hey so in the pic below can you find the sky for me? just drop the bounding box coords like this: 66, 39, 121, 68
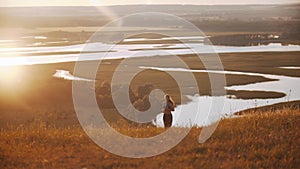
0, 0, 299, 7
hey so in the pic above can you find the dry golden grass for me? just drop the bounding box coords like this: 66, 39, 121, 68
0, 107, 299, 169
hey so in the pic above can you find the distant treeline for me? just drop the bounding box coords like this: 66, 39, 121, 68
1, 4, 299, 32
1, 15, 299, 35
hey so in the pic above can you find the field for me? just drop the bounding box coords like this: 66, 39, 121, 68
0, 106, 299, 169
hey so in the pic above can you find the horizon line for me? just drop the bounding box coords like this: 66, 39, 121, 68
0, 3, 299, 7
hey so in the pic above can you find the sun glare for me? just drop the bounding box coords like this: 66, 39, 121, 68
0, 65, 24, 89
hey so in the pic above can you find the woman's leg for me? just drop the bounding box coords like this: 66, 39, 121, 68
163, 114, 172, 128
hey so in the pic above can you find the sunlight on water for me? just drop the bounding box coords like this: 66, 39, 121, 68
53, 70, 95, 82
0, 57, 29, 67
0, 41, 300, 67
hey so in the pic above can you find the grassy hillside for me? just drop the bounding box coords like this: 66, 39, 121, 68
0, 107, 299, 169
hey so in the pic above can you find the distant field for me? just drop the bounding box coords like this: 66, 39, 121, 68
0, 51, 299, 128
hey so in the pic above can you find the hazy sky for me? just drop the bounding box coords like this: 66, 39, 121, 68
0, 0, 299, 7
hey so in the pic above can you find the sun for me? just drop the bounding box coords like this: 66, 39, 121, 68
0, 65, 24, 89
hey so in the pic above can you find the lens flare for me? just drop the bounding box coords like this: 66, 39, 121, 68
89, 0, 119, 22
